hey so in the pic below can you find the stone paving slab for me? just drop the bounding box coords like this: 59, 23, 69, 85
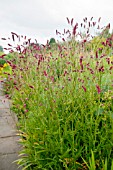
0, 109, 11, 117
0, 97, 10, 109
0, 83, 4, 96
0, 153, 21, 170
0, 116, 17, 137
0, 82, 22, 169
0, 136, 21, 154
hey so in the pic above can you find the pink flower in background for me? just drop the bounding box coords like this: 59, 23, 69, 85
50, 76, 54, 82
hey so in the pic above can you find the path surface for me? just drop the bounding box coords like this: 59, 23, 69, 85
0, 82, 21, 170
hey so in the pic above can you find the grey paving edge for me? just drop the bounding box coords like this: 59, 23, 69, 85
0, 82, 22, 170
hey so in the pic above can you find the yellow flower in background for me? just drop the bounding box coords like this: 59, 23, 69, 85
0, 67, 3, 71
0, 67, 3, 74
3, 63, 9, 68
110, 56, 113, 61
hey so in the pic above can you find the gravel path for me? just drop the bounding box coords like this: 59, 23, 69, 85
0, 82, 21, 170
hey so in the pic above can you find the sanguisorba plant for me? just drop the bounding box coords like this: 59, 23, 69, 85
1, 17, 113, 169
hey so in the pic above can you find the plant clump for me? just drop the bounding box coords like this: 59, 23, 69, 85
1, 17, 113, 170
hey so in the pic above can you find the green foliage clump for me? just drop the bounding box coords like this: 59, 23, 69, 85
86, 36, 112, 55
0, 45, 3, 52
3, 19, 113, 170
49, 38, 56, 45
0, 58, 6, 66
5, 45, 113, 170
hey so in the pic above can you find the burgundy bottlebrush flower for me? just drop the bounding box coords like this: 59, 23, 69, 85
84, 18, 87, 23
19, 55, 24, 59
100, 54, 105, 58
109, 66, 113, 70
24, 104, 26, 108
73, 23, 78, 36
98, 66, 104, 72
50, 76, 54, 82
22, 48, 27, 54
56, 30, 58, 35
87, 67, 94, 73
67, 62, 71, 65
79, 56, 84, 70
71, 18, 74, 26
80, 64, 84, 70
93, 22, 96, 26
0, 54, 6, 58
102, 42, 106, 46
68, 77, 71, 81
78, 78, 81, 82
66, 17, 70, 24
63, 70, 68, 76
62, 38, 65, 41
58, 44, 62, 51
14, 86, 19, 91
96, 61, 99, 69
8, 44, 12, 47
12, 64, 17, 69
3, 48, 8, 50
96, 51, 98, 58
96, 85, 101, 94
20, 68, 23, 71
16, 45, 21, 52
89, 22, 91, 27
106, 23, 110, 29
14, 80, 17, 85
66, 30, 70, 34
5, 94, 9, 98
9, 50, 14, 53
57, 30, 61, 35
28, 38, 31, 44
64, 29, 65, 34
7, 61, 11, 65
82, 85, 86, 92
106, 58, 110, 64
11, 32, 18, 38
98, 17, 101, 22
1, 38, 6, 40
29, 85, 34, 89
91, 17, 93, 21
43, 70, 48, 77
80, 56, 83, 63
97, 25, 100, 29
12, 34, 15, 41
83, 39, 87, 43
